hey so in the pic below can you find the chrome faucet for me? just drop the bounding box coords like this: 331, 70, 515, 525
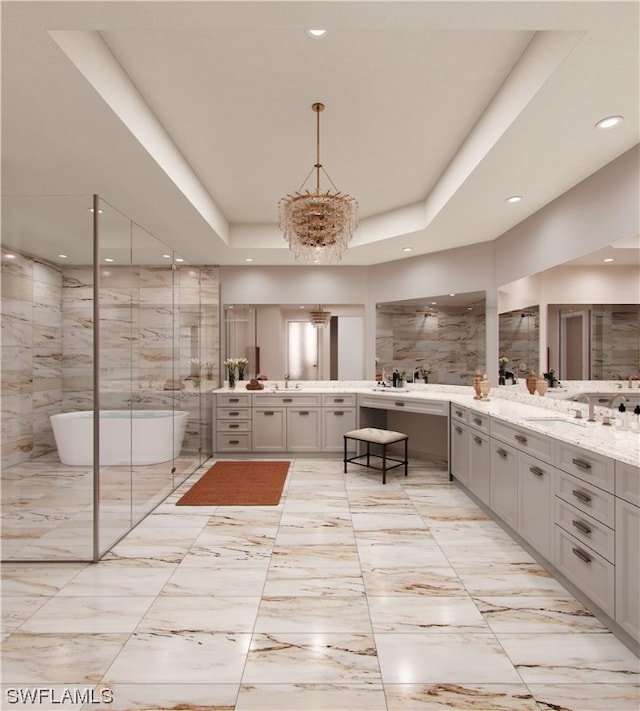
284, 374, 289, 389
572, 394, 595, 422
608, 394, 628, 408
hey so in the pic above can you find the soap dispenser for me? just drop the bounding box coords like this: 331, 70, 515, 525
633, 405, 640, 432
617, 402, 628, 430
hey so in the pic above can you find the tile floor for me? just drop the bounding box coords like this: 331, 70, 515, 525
1, 457, 639, 710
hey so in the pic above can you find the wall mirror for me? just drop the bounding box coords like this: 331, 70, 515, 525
223, 304, 365, 381
375, 291, 486, 384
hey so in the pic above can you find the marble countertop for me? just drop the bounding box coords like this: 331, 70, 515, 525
215, 380, 640, 467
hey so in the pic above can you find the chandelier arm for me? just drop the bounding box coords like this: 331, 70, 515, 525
295, 164, 317, 194
319, 165, 340, 193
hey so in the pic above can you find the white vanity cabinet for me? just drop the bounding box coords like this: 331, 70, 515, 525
252, 393, 322, 452
490, 440, 518, 530
517, 450, 555, 561
252, 406, 286, 451
322, 393, 356, 452
467, 416, 491, 505
215, 392, 252, 453
615, 462, 640, 641
450, 405, 470, 486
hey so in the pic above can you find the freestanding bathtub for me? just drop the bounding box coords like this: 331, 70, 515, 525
50, 410, 190, 466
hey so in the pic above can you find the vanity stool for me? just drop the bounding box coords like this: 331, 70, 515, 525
343, 427, 408, 484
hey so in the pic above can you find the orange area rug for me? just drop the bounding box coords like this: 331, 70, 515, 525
176, 460, 290, 506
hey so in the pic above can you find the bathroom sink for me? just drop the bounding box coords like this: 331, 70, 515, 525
523, 417, 586, 429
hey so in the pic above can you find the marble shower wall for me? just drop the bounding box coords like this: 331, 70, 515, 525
376, 304, 486, 384
592, 304, 640, 380
1, 249, 63, 468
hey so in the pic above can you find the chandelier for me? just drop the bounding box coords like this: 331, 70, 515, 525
279, 103, 358, 264
309, 305, 332, 327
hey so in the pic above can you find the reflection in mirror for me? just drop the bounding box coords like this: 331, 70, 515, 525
498, 306, 539, 379
376, 292, 485, 384
548, 304, 640, 380
224, 304, 365, 381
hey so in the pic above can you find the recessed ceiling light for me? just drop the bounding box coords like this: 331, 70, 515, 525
449, 293, 456, 297
162, 253, 171, 259
306, 28, 327, 38
244, 257, 254, 262
506, 195, 523, 204
175, 257, 185, 263
603, 257, 614, 263
402, 247, 413, 252
88, 207, 104, 214
4, 254, 16, 260
104, 257, 114, 263
57, 254, 68, 259
431, 301, 437, 305
596, 115, 623, 130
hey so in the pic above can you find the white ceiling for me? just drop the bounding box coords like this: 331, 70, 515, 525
2, 1, 638, 267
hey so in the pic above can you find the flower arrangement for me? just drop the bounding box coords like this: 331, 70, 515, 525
498, 356, 509, 374
417, 366, 433, 378
236, 357, 249, 380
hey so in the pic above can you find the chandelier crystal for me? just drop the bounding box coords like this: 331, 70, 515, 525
309, 305, 331, 327
279, 103, 358, 264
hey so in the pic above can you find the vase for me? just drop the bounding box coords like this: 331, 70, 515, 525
423, 376, 429, 384
238, 370, 245, 381
526, 371, 537, 395
536, 377, 547, 396
228, 371, 236, 390
472, 370, 483, 399
480, 375, 491, 400
498, 374, 506, 385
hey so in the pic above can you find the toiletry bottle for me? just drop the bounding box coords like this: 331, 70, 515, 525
633, 405, 640, 432
617, 403, 628, 430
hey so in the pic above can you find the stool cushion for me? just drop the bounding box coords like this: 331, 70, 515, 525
344, 427, 408, 445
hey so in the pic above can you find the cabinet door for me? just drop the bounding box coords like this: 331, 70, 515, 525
490, 441, 518, 530
615, 497, 640, 642
517, 452, 555, 562
323, 408, 357, 452
450, 422, 470, 485
468, 430, 490, 505
287, 408, 321, 452
252, 408, 286, 451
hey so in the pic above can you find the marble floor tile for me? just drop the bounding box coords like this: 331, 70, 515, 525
1, 632, 129, 683
55, 561, 177, 596
368, 595, 489, 633
0, 595, 49, 633
528, 683, 640, 711
18, 595, 156, 633
361, 566, 465, 596
163, 562, 270, 596
383, 682, 541, 710
497, 632, 640, 684
96, 683, 239, 711
374, 632, 523, 684
255, 595, 373, 633
242, 633, 381, 684
455, 563, 571, 596
270, 543, 361, 568
235, 683, 388, 710
103, 631, 252, 684
262, 566, 365, 597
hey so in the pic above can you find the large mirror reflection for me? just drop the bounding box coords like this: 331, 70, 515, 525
375, 292, 486, 384
224, 304, 365, 381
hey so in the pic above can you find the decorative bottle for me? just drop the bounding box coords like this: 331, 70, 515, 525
473, 370, 483, 399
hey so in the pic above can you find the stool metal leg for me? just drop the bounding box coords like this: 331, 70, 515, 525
404, 437, 408, 476
343, 436, 347, 473
382, 443, 387, 484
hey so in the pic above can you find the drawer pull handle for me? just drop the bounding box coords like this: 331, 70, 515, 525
572, 519, 592, 536
229, 424, 240, 429
497, 448, 508, 458
529, 465, 544, 477
597, 398, 609, 403
229, 411, 240, 416
395, 401, 405, 407
455, 410, 463, 417
474, 436, 483, 445
515, 434, 527, 444
473, 417, 482, 426
299, 411, 309, 416
283, 398, 293, 403
229, 440, 240, 445
572, 457, 592, 471
229, 398, 240, 403
334, 398, 344, 403
334, 411, 344, 416
572, 546, 592, 564
264, 411, 275, 416
455, 426, 463, 434
572, 489, 592, 504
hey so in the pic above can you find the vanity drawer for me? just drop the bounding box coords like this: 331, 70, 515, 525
556, 441, 614, 493
468, 410, 490, 433
218, 393, 251, 407
450, 404, 469, 424
556, 470, 615, 528
216, 432, 252, 452
321, 393, 356, 407
555, 497, 614, 563
254, 393, 321, 407
358, 393, 448, 416
616, 461, 640, 506
491, 420, 554, 463
217, 407, 251, 420
217, 420, 251, 433
555, 526, 615, 616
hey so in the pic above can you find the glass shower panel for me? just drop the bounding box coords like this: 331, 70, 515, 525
130, 223, 176, 520
96, 199, 135, 556
0, 194, 96, 561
